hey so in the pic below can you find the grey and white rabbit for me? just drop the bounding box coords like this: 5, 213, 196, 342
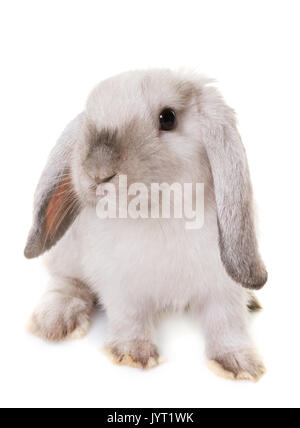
25, 69, 267, 381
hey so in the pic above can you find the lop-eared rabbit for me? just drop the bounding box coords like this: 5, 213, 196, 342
25, 70, 267, 381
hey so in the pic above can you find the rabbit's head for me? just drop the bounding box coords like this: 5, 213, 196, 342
71, 70, 209, 206
25, 69, 267, 290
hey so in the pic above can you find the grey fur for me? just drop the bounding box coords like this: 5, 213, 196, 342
83, 127, 120, 180
24, 114, 84, 258
198, 88, 268, 289
247, 293, 262, 312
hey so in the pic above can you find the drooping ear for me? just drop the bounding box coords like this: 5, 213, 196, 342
199, 87, 267, 289
24, 114, 84, 259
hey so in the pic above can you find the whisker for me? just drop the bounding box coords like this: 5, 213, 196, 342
40, 172, 73, 185
52, 197, 79, 235
42, 192, 79, 249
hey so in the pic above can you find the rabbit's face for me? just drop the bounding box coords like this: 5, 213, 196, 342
71, 70, 209, 205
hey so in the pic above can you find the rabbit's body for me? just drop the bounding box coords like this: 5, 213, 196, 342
46, 197, 238, 311
26, 69, 267, 380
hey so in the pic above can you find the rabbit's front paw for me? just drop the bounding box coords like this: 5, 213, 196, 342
27, 291, 91, 342
207, 349, 266, 382
106, 340, 160, 370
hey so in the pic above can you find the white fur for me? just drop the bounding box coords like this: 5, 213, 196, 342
27, 69, 265, 379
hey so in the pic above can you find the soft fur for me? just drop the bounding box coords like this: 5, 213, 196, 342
25, 69, 267, 381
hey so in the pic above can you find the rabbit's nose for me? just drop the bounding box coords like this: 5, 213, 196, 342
94, 173, 117, 185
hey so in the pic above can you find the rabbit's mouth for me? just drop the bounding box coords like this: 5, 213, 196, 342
89, 173, 117, 192
99, 173, 117, 184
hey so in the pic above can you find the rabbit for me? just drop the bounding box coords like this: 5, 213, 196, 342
25, 69, 267, 381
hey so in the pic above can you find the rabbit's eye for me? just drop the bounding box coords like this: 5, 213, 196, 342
159, 109, 176, 131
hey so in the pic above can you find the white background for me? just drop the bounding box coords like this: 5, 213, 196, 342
0, 0, 299, 408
